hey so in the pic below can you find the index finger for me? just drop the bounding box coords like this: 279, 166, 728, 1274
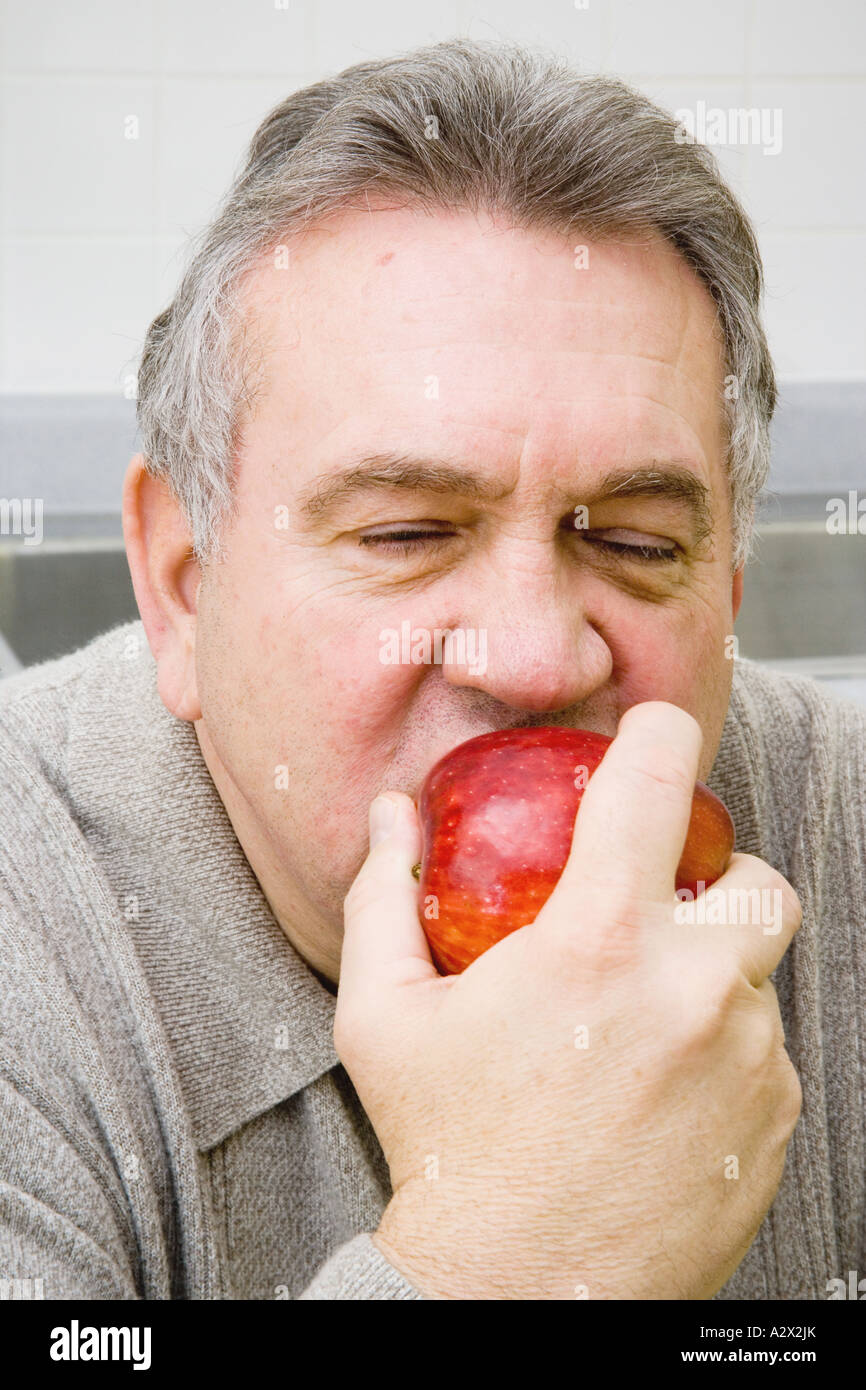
557, 701, 704, 908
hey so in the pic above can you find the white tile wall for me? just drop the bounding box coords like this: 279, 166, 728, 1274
0, 0, 864, 393
1, 237, 156, 391
753, 0, 866, 76
462, 0, 605, 64
746, 81, 866, 228
3, 0, 157, 73
2, 78, 156, 234
608, 0, 749, 77
311, 0, 462, 73
158, 0, 312, 76
760, 232, 866, 378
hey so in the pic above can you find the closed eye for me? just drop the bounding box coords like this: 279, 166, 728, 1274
578, 534, 679, 563
357, 527, 457, 558
357, 527, 679, 563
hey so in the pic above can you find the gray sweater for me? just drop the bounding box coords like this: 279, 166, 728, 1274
0, 619, 864, 1300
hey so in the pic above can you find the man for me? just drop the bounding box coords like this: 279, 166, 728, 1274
0, 39, 863, 1300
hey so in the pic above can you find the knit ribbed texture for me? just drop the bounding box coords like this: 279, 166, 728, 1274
0, 620, 863, 1299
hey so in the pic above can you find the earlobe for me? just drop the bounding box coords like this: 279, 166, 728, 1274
122, 452, 203, 722
731, 565, 744, 622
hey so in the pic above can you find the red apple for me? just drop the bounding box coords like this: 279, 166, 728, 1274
416, 726, 735, 975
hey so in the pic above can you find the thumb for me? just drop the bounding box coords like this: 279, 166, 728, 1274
339, 792, 439, 999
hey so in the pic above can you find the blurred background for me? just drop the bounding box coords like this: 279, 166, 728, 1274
0, 0, 864, 700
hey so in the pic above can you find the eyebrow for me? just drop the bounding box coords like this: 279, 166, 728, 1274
295, 451, 715, 542
297, 454, 509, 519
598, 464, 715, 543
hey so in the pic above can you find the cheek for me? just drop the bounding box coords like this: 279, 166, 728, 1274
196, 588, 417, 901
603, 593, 728, 702
212, 582, 424, 810
275, 602, 424, 745
601, 594, 733, 777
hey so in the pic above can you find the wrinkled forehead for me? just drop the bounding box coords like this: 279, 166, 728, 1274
230, 205, 731, 528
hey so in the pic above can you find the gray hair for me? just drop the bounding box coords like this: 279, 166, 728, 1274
136, 37, 776, 572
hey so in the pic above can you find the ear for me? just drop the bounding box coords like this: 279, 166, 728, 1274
731, 564, 744, 622
122, 452, 202, 721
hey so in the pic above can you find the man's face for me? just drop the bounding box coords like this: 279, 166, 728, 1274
190, 205, 741, 980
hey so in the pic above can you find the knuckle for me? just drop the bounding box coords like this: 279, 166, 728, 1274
669, 970, 736, 1052
776, 1055, 803, 1133
583, 882, 644, 932
778, 877, 803, 931
547, 884, 645, 971
740, 986, 792, 1067
749, 1001, 783, 1060
623, 751, 694, 808
674, 963, 776, 1052
702, 964, 745, 1029
733, 856, 803, 932
756, 1050, 802, 1148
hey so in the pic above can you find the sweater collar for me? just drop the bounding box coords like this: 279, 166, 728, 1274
67, 621, 340, 1152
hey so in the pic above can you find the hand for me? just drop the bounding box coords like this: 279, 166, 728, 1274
336, 701, 803, 1300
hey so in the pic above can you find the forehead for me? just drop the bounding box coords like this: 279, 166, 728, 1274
241, 202, 724, 354
235, 205, 729, 504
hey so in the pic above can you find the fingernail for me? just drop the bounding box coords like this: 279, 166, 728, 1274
370, 795, 397, 847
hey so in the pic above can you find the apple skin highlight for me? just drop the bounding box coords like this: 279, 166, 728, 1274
416, 726, 736, 975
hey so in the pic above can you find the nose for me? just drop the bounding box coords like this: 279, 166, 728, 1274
439, 552, 613, 714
